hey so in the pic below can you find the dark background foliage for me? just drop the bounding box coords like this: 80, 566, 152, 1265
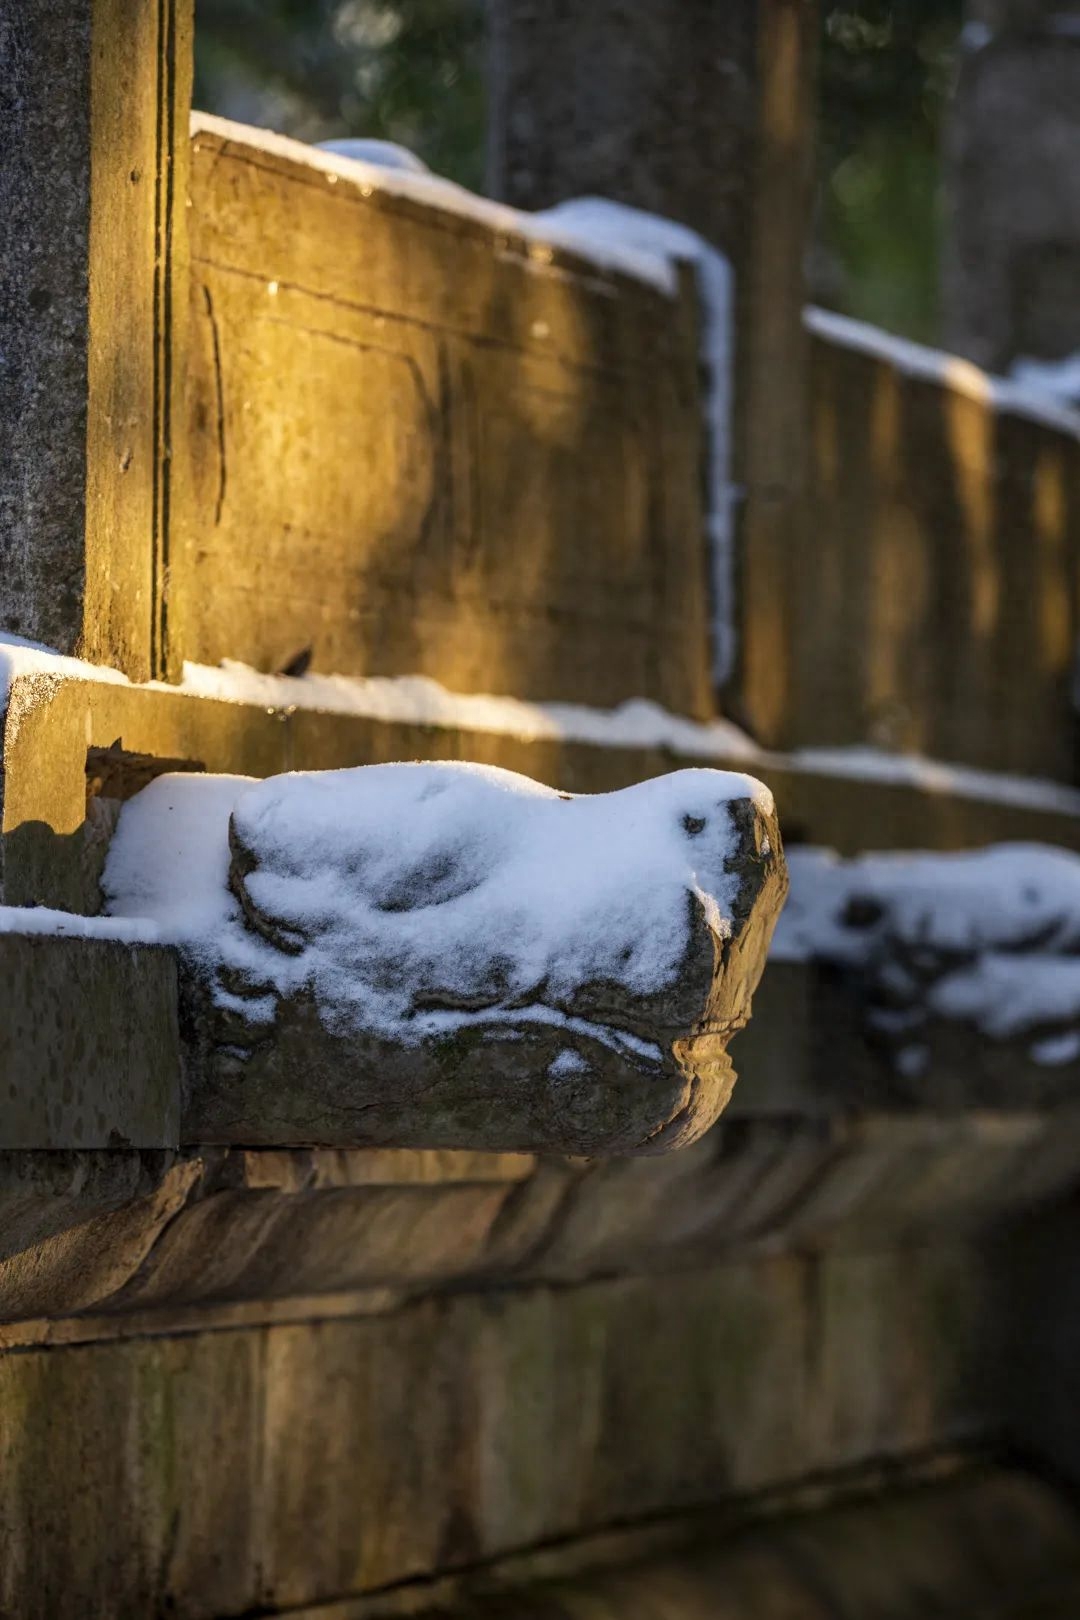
194, 0, 963, 342
817, 2, 962, 338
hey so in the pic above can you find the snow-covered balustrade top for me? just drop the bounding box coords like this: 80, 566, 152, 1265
800, 309, 1080, 786
105, 761, 786, 1155
775, 843, 1080, 1075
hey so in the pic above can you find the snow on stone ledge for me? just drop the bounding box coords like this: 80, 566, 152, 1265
316, 138, 432, 175
807, 306, 1080, 440
0, 905, 157, 945
192, 113, 677, 295
2, 632, 1080, 825
0, 633, 128, 745
177, 658, 1080, 821
1011, 352, 1080, 410
774, 843, 1080, 1070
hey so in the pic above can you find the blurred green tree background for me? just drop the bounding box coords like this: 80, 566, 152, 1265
194, 0, 486, 187
194, 0, 963, 342
817, 2, 962, 340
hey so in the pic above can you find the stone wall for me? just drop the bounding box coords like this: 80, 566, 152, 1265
412, 1469, 1080, 1620
0, 1234, 994, 1618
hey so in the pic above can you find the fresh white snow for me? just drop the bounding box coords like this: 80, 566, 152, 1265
548, 1048, 592, 1080
0, 905, 157, 945
1011, 352, 1080, 409
104, 761, 771, 1048
179, 659, 759, 758
177, 658, 1080, 820
780, 743, 1080, 815
807, 306, 1080, 439
774, 843, 1080, 1062
316, 138, 431, 174
774, 843, 1080, 963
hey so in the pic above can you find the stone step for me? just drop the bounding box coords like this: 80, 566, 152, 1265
400, 1467, 1080, 1620
1, 1101, 1077, 1327
0, 1250, 1000, 1618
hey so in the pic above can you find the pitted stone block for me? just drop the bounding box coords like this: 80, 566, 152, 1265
0, 932, 179, 1148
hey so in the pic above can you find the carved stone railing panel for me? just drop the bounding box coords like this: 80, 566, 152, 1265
175, 118, 710, 713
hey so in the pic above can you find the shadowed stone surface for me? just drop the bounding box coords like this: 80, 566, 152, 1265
397, 1469, 1080, 1620
0, 1247, 993, 1617
1, 1097, 1078, 1327
486, 0, 818, 743
0, 933, 179, 1148
791, 320, 1080, 782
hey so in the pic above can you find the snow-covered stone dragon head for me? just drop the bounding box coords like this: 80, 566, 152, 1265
106, 762, 787, 1155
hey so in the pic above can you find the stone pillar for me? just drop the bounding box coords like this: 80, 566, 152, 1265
944, 0, 1080, 372
0, 0, 193, 679
486, 0, 819, 743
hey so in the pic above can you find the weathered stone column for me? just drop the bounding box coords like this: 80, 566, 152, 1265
944, 0, 1080, 371
486, 0, 819, 744
0, 0, 192, 678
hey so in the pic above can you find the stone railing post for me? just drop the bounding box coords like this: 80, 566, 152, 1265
486, 0, 819, 744
944, 0, 1080, 371
0, 0, 193, 679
